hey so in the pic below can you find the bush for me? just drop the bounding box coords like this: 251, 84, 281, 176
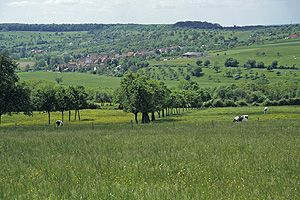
252, 102, 260, 106
263, 99, 279, 106
225, 58, 239, 68
203, 100, 213, 108
224, 100, 237, 107
213, 99, 225, 107
278, 98, 289, 106
87, 103, 101, 109
237, 100, 248, 107
288, 98, 300, 105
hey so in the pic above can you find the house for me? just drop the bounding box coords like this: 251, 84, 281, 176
287, 34, 300, 39
182, 52, 203, 58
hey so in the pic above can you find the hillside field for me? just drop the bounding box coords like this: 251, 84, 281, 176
17, 39, 300, 91
0, 106, 299, 199
150, 39, 300, 67
18, 71, 121, 91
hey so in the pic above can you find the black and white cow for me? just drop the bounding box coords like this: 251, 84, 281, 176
55, 120, 64, 127
263, 107, 269, 114
233, 115, 249, 122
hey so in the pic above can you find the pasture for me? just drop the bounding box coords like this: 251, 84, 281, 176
150, 39, 300, 67
0, 106, 299, 199
18, 71, 121, 91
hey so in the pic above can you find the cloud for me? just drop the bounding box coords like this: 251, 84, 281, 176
8, 0, 37, 6
7, 0, 93, 7
153, 0, 288, 9
44, 0, 93, 6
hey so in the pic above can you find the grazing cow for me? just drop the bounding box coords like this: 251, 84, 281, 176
263, 107, 269, 114
233, 115, 249, 122
55, 120, 64, 127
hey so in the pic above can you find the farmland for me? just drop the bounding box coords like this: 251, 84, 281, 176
0, 106, 300, 199
14, 37, 299, 91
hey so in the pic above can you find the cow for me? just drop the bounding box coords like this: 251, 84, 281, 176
233, 115, 248, 122
263, 107, 269, 114
55, 120, 64, 127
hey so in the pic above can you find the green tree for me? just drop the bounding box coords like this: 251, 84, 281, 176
68, 86, 88, 121
224, 58, 239, 68
32, 86, 57, 125
0, 54, 32, 124
191, 67, 203, 77
271, 60, 278, 69
204, 60, 211, 67
196, 60, 203, 66
55, 86, 69, 122
116, 72, 140, 124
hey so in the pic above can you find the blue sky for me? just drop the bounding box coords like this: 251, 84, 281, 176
0, 0, 299, 25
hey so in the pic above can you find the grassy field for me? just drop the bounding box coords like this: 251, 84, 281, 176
150, 39, 300, 67
18, 71, 121, 91
18, 66, 300, 91
0, 106, 299, 199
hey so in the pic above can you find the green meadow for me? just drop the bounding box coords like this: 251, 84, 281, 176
18, 71, 121, 91
0, 106, 299, 199
150, 39, 300, 67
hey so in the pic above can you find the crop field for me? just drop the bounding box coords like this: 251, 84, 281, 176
0, 106, 299, 199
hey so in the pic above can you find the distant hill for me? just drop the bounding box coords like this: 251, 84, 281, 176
174, 21, 222, 29
0, 22, 298, 32
0, 23, 109, 32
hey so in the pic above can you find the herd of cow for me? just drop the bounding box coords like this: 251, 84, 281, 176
55, 107, 270, 127
233, 107, 269, 123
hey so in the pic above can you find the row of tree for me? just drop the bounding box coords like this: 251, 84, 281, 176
31, 85, 89, 124
224, 58, 298, 70
0, 53, 90, 125
115, 72, 171, 124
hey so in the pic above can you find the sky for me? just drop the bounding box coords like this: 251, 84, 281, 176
0, 0, 299, 26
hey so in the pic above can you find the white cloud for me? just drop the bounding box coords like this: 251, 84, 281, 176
44, 0, 93, 5
8, 0, 37, 6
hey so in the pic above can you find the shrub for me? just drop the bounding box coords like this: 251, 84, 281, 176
237, 100, 248, 107
203, 100, 213, 108
252, 102, 260, 106
224, 100, 237, 107
213, 99, 225, 107
278, 98, 289, 106
288, 98, 300, 105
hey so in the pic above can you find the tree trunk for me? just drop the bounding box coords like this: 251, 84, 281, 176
75, 110, 77, 120
78, 110, 81, 121
157, 111, 161, 118
134, 112, 138, 124
68, 110, 71, 122
0, 114, 2, 125
48, 111, 51, 125
142, 112, 150, 124
162, 109, 165, 117
151, 111, 155, 122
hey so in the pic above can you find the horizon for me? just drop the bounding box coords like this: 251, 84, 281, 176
0, 21, 299, 27
0, 0, 299, 26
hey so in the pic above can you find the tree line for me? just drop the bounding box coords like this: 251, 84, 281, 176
0, 53, 90, 125
224, 57, 298, 70
0, 23, 108, 32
